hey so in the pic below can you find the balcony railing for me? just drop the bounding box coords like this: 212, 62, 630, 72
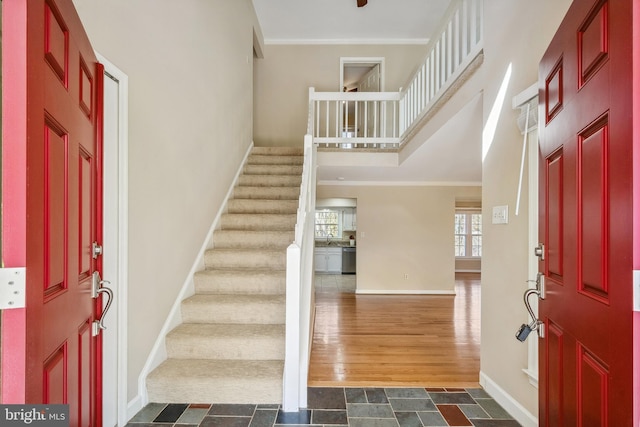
307, 0, 483, 150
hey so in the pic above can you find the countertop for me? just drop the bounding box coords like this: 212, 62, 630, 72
315, 241, 356, 248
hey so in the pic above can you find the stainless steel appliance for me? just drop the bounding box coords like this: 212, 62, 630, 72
341, 247, 356, 274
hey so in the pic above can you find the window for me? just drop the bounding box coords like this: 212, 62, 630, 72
455, 211, 482, 257
315, 210, 340, 239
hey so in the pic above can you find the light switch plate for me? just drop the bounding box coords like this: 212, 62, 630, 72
492, 205, 509, 224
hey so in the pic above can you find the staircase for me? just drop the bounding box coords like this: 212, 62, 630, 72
146, 146, 303, 404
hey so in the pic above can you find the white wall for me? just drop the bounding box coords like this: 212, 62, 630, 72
317, 185, 481, 293
72, 0, 261, 402
479, 0, 571, 420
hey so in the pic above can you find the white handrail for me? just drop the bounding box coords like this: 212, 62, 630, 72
306, 0, 483, 149
283, 134, 316, 412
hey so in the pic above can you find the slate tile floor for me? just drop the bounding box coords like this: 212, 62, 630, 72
127, 387, 521, 427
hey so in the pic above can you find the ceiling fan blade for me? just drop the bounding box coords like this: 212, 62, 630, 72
357, 0, 367, 7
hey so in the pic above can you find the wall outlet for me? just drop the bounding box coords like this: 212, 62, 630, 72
404, 273, 409, 280
492, 205, 509, 224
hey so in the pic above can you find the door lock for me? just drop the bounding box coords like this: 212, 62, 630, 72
534, 243, 545, 261
92, 242, 103, 259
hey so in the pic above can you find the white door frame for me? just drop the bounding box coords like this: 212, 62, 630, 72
97, 52, 129, 427
339, 57, 386, 91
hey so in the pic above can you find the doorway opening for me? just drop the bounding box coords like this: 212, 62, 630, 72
340, 57, 385, 92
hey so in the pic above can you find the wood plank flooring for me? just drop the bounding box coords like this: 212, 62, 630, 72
308, 273, 481, 387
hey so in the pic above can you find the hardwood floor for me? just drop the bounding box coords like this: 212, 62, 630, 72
308, 273, 481, 387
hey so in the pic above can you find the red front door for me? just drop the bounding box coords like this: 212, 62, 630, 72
2, 0, 104, 425
538, 0, 638, 425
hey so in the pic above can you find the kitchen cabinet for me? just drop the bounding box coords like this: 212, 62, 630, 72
342, 208, 357, 231
314, 247, 342, 273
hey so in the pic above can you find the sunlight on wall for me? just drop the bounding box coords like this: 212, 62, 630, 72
482, 63, 513, 162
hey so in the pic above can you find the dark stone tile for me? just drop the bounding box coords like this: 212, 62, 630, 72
249, 409, 278, 427
153, 403, 189, 422
125, 424, 173, 427
470, 420, 522, 427
176, 407, 209, 424
394, 411, 422, 427
437, 404, 473, 426
273, 425, 322, 427
307, 387, 346, 409
348, 419, 399, 427
209, 404, 256, 417
417, 411, 448, 427
467, 388, 491, 399
275, 409, 311, 424
345, 388, 367, 403
459, 404, 490, 419
347, 403, 395, 418
257, 404, 280, 410
475, 399, 514, 419
365, 388, 389, 403
128, 403, 167, 423
199, 417, 251, 427
429, 392, 476, 404
385, 388, 429, 399
311, 409, 347, 424
389, 399, 436, 412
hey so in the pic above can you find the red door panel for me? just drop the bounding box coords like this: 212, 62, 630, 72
2, 0, 104, 425
538, 0, 637, 425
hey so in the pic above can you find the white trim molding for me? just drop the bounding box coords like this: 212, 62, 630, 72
479, 371, 538, 427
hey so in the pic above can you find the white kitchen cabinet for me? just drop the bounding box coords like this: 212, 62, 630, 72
343, 208, 357, 231
314, 247, 342, 273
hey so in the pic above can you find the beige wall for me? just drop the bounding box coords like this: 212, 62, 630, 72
254, 44, 428, 147
72, 0, 261, 402
479, 0, 571, 416
317, 185, 481, 293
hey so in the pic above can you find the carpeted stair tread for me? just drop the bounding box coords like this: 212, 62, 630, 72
251, 146, 303, 156
147, 359, 283, 404
238, 174, 302, 187
212, 229, 294, 249
166, 323, 285, 360
226, 198, 299, 214
220, 213, 297, 231
247, 154, 303, 166
244, 164, 303, 176
233, 186, 300, 200
204, 248, 286, 269
194, 269, 285, 295
181, 294, 286, 324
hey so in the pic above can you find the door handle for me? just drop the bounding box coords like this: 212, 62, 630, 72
515, 274, 545, 342
91, 271, 114, 337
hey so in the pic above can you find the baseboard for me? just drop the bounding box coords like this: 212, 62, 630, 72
126, 395, 144, 424
356, 289, 456, 295
131, 142, 254, 417
455, 269, 481, 273
479, 371, 538, 427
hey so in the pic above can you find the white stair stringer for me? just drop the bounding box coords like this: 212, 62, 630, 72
146, 146, 303, 404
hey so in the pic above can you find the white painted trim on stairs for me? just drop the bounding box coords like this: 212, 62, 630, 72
131, 142, 255, 418
479, 371, 538, 427
356, 289, 456, 295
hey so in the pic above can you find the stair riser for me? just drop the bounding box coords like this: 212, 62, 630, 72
212, 231, 294, 250
226, 199, 298, 214
233, 186, 300, 200
238, 175, 301, 187
147, 378, 282, 404
220, 215, 296, 231
166, 335, 284, 360
194, 272, 285, 295
204, 251, 285, 270
244, 164, 303, 176
251, 147, 303, 156
181, 302, 285, 324
247, 155, 303, 166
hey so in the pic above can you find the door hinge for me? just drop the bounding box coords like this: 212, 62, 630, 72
634, 270, 640, 312
0, 267, 26, 309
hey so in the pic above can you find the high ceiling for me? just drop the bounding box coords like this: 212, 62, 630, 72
251, 0, 483, 185
252, 0, 452, 44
